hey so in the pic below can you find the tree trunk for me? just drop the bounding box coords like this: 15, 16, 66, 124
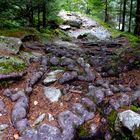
105, 0, 109, 23
119, 0, 122, 30
128, 0, 133, 32
42, 0, 47, 28
134, 0, 140, 36
121, 0, 127, 31
27, 0, 34, 27
37, 4, 40, 31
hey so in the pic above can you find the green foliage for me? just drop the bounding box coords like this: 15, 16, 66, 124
108, 110, 117, 124
130, 103, 140, 112
133, 125, 140, 140
78, 125, 89, 137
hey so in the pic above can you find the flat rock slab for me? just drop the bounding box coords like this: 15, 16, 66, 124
116, 110, 140, 131
20, 51, 42, 62
53, 39, 80, 50
44, 87, 62, 102
0, 36, 22, 54
59, 25, 71, 30
43, 70, 64, 85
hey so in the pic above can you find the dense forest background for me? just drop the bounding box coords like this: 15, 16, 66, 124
0, 0, 140, 36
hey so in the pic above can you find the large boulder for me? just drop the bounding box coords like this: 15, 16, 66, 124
0, 36, 22, 54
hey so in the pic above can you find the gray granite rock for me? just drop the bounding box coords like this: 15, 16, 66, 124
43, 70, 64, 85
72, 103, 94, 121
61, 57, 75, 66
109, 99, 120, 110
118, 94, 131, 107
19, 128, 38, 140
37, 124, 62, 140
16, 119, 29, 134
90, 123, 97, 136
81, 97, 96, 112
94, 89, 105, 103
12, 106, 27, 125
0, 99, 5, 112
58, 110, 84, 129
0, 36, 22, 54
104, 89, 114, 96
44, 87, 62, 102
50, 56, 60, 66
116, 110, 140, 131
59, 71, 78, 84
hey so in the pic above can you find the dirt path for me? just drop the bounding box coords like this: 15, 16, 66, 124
0, 11, 140, 140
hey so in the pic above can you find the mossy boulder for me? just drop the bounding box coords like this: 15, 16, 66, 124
0, 36, 22, 54
0, 55, 26, 74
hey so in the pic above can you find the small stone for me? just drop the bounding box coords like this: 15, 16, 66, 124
0, 99, 5, 112
37, 124, 62, 140
109, 99, 120, 110
14, 134, 19, 140
43, 70, 64, 85
34, 101, 38, 106
48, 113, 54, 122
72, 103, 95, 121
33, 113, 46, 126
58, 110, 84, 129
60, 102, 63, 107
50, 56, 59, 66
110, 85, 120, 93
104, 89, 114, 96
59, 71, 78, 84
0, 124, 9, 131
94, 89, 105, 103
44, 87, 62, 102
90, 123, 97, 135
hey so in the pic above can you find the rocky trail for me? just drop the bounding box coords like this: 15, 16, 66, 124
0, 11, 140, 140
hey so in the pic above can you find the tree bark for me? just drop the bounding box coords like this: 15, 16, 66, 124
42, 0, 47, 28
128, 0, 133, 32
134, 0, 140, 36
105, 0, 109, 23
37, 4, 41, 31
121, 0, 127, 31
119, 0, 122, 30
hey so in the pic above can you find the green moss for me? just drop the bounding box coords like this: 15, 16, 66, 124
51, 66, 65, 71
108, 110, 117, 124
133, 125, 140, 140
54, 29, 71, 41
0, 56, 26, 74
130, 103, 140, 112
78, 125, 89, 137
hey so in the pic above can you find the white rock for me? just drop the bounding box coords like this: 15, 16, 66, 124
116, 110, 140, 131
33, 113, 46, 126
44, 87, 62, 102
59, 25, 71, 30
43, 70, 64, 85
0, 124, 9, 131
48, 113, 54, 122
34, 101, 38, 106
